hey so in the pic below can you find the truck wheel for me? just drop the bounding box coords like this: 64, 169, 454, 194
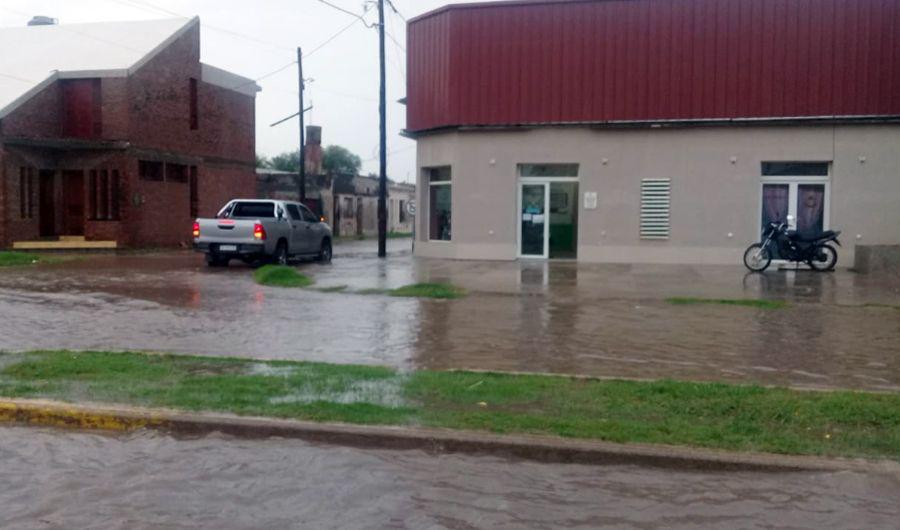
317, 239, 332, 263
272, 241, 288, 265
206, 255, 229, 267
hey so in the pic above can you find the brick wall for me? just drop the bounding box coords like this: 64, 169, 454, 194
0, 82, 62, 138
0, 20, 257, 249
199, 162, 257, 218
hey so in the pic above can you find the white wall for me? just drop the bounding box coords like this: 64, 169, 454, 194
414, 124, 900, 265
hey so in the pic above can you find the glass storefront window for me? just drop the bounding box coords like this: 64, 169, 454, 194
425, 167, 451, 241
518, 164, 579, 178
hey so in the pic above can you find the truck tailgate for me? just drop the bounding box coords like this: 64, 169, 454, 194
196, 218, 258, 245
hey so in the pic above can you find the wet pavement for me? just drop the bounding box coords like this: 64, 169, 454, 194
1, 426, 898, 529
0, 239, 899, 391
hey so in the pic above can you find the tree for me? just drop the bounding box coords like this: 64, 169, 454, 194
255, 153, 271, 168
263, 145, 363, 175
268, 150, 300, 172
322, 145, 362, 175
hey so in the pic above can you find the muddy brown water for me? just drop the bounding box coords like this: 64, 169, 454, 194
0, 241, 898, 391
1, 426, 898, 529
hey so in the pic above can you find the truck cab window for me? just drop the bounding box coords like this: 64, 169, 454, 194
300, 205, 318, 223
286, 204, 302, 221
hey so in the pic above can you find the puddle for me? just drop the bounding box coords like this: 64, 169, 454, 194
0, 245, 898, 392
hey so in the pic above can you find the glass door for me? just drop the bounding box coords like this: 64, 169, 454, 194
760, 180, 829, 260
520, 183, 548, 257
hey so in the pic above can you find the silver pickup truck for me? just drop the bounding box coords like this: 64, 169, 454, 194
193, 199, 332, 267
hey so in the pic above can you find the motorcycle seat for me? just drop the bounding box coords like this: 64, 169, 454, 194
788, 230, 837, 242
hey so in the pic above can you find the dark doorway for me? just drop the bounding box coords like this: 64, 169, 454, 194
62, 170, 85, 236
39, 170, 56, 237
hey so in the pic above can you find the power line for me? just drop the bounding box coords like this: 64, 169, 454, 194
105, 0, 296, 54
385, 0, 407, 21
0, 72, 37, 84
363, 144, 414, 163
230, 60, 296, 90
316, 0, 376, 28
303, 17, 365, 59
231, 12, 371, 90
0, 5, 148, 55
384, 29, 405, 53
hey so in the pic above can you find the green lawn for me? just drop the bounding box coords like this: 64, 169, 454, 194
0, 251, 42, 267
666, 297, 788, 309
1, 350, 897, 460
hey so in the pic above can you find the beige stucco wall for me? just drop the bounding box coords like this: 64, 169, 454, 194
413, 124, 900, 265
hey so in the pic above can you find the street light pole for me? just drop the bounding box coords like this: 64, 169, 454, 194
377, 0, 387, 258
298, 46, 307, 203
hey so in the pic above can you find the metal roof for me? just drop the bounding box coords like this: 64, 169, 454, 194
0, 17, 259, 119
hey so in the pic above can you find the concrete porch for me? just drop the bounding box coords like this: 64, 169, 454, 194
12, 235, 117, 250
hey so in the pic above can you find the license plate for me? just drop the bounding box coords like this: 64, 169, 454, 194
218, 244, 237, 252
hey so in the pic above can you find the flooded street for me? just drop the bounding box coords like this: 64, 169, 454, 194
1, 426, 898, 529
0, 240, 898, 391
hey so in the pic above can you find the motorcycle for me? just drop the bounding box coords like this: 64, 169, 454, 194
743, 215, 841, 272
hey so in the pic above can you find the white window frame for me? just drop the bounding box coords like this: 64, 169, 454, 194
426, 167, 452, 242
758, 174, 831, 266
517, 175, 579, 259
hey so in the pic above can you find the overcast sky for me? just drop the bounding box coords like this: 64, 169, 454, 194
0, 0, 484, 183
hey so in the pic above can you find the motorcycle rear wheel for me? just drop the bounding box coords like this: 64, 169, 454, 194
809, 244, 838, 271
743, 243, 772, 272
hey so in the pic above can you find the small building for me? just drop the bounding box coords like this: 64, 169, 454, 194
257, 125, 415, 239
0, 17, 259, 249
405, 0, 900, 269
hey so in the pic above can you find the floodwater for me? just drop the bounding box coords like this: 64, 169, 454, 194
0, 240, 899, 391
1, 426, 898, 529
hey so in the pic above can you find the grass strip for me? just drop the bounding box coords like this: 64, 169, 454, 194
666, 297, 788, 309
1, 350, 897, 460
0, 251, 42, 267
253, 265, 313, 288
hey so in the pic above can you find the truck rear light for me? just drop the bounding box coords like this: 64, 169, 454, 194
192, 222, 200, 238
253, 223, 266, 240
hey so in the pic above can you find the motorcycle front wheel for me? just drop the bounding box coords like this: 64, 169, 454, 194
743, 243, 772, 272
809, 244, 838, 271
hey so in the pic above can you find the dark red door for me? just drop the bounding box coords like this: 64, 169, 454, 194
62, 170, 85, 236
39, 170, 56, 237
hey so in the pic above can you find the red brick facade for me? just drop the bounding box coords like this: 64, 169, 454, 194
0, 20, 257, 248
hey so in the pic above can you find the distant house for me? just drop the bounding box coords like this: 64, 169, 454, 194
257, 125, 415, 238
0, 17, 259, 249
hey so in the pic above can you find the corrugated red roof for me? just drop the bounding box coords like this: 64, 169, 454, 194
406, 0, 900, 133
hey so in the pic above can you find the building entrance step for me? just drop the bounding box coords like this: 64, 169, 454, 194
12, 239, 117, 250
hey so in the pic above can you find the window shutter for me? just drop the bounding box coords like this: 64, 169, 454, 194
640, 178, 671, 239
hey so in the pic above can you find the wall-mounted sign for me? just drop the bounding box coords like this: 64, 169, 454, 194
583, 192, 598, 210
405, 200, 416, 216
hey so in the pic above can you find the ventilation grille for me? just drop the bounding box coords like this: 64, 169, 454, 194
640, 178, 671, 239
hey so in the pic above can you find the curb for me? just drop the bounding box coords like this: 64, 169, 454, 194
1, 398, 897, 474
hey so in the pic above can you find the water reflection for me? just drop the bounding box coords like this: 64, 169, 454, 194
0, 247, 897, 391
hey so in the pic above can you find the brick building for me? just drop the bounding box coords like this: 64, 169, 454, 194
0, 17, 259, 249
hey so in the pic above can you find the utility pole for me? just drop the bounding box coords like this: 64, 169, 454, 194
377, 0, 387, 258
298, 47, 307, 203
